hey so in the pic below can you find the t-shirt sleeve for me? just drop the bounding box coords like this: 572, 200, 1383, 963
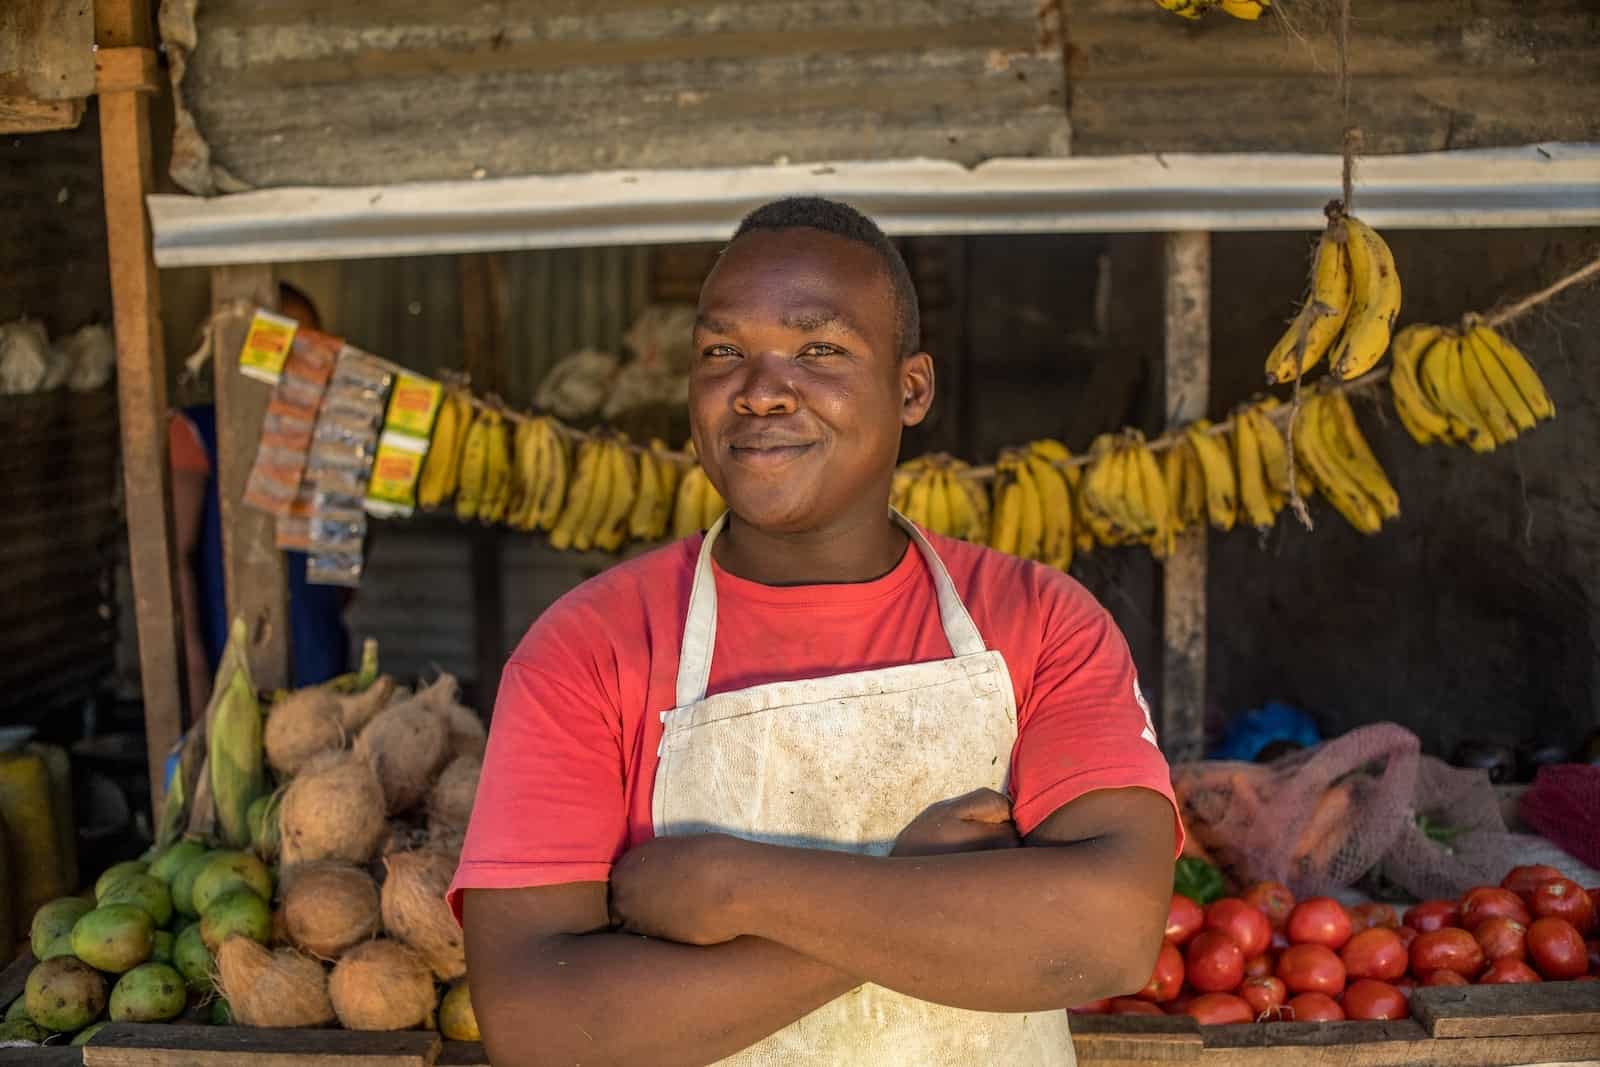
447, 611, 628, 922
168, 412, 211, 476
1008, 577, 1184, 854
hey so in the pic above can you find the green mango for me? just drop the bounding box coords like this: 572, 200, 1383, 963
199, 888, 272, 953
152, 929, 175, 964
24, 957, 106, 1033
94, 860, 149, 901
148, 839, 208, 885
109, 963, 187, 1023
171, 849, 216, 918
191, 851, 272, 916
98, 873, 173, 928
173, 922, 214, 994
70, 903, 155, 974
29, 897, 92, 961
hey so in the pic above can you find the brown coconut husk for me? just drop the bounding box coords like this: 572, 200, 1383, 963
279, 750, 387, 865
215, 937, 335, 1028
354, 696, 450, 816
328, 938, 435, 1031
380, 848, 465, 981
264, 689, 344, 779
428, 754, 481, 830
280, 862, 381, 961
379, 820, 429, 859
335, 675, 396, 735
441, 703, 487, 762
424, 823, 465, 860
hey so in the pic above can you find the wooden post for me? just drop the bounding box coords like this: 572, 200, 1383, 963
210, 266, 291, 692
97, 0, 188, 814
1160, 231, 1210, 764
459, 254, 509, 705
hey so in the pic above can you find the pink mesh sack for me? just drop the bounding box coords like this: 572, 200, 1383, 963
1377, 756, 1518, 900
1172, 723, 1421, 897
1519, 764, 1600, 871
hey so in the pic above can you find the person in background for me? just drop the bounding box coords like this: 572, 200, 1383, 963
169, 283, 350, 709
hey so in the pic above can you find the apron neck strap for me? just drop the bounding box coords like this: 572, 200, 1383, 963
675, 510, 988, 708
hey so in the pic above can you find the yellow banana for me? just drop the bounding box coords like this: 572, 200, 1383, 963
647, 441, 681, 539
891, 466, 916, 515
627, 445, 664, 541
1266, 223, 1351, 384
930, 467, 956, 534
906, 467, 935, 528
1218, 0, 1266, 18
1245, 406, 1290, 504
534, 420, 571, 531
1232, 407, 1276, 530
1463, 328, 1534, 433
593, 440, 639, 552
1417, 333, 1478, 448
570, 439, 617, 550
700, 475, 727, 530
1153, 0, 1214, 19
943, 469, 977, 542
671, 464, 709, 540
1132, 443, 1173, 558
1457, 333, 1520, 446
549, 438, 604, 550
1320, 391, 1400, 519
454, 409, 491, 522
1113, 442, 1154, 543
1329, 216, 1403, 380
479, 413, 513, 524
1162, 443, 1188, 533
1024, 452, 1073, 569
1292, 395, 1381, 533
959, 473, 991, 544
1443, 334, 1497, 453
503, 418, 536, 528
1471, 324, 1553, 421
989, 465, 1023, 555
1008, 452, 1045, 560
417, 388, 462, 510
1388, 324, 1451, 445
1184, 423, 1238, 532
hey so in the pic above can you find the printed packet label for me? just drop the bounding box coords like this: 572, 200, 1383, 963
237, 309, 301, 384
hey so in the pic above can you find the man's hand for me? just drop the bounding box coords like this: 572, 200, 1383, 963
890, 788, 1021, 858
609, 833, 751, 945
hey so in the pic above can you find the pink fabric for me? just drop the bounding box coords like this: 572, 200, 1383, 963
449, 529, 1181, 920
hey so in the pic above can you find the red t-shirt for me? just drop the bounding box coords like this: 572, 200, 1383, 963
448, 530, 1181, 920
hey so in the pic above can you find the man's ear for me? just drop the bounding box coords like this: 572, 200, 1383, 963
900, 352, 935, 428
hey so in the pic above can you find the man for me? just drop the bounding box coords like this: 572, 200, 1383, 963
451, 198, 1180, 1065
169, 283, 350, 708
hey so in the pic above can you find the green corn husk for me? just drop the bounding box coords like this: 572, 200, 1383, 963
327, 638, 381, 694
208, 618, 265, 850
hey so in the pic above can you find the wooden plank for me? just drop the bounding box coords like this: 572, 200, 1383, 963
1189, 1018, 1600, 1067
94, 46, 160, 95
1159, 231, 1209, 765
1070, 1013, 1203, 1062
434, 1044, 489, 1067
82, 1024, 441, 1067
0, 92, 82, 132
210, 265, 290, 692
1411, 982, 1600, 1039
0, 0, 96, 101
0, 1048, 80, 1066
96, 0, 188, 816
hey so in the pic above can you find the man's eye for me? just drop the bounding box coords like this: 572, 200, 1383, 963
702, 345, 738, 359
800, 344, 840, 358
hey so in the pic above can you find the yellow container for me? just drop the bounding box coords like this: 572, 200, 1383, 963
26, 743, 77, 894
0, 751, 66, 941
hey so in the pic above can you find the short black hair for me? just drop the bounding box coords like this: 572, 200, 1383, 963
730, 197, 920, 358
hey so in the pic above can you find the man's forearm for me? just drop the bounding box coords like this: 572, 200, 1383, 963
476, 930, 855, 1067
727, 840, 1159, 1012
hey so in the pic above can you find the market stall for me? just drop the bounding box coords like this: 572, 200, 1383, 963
4, 0, 1597, 1061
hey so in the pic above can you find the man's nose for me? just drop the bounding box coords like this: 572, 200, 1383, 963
734, 354, 797, 416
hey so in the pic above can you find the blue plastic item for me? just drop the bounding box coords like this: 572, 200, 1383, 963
1210, 701, 1321, 762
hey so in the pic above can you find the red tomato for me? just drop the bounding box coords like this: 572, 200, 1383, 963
1343, 979, 1410, 1021
1421, 969, 1469, 987
1286, 897, 1353, 949
1527, 917, 1588, 980
1276, 943, 1346, 996
1478, 959, 1541, 985
1239, 976, 1286, 1018
1460, 887, 1531, 930
1410, 928, 1485, 978
1472, 917, 1528, 963
1530, 878, 1597, 935
1284, 992, 1344, 1022
1166, 893, 1206, 946
1138, 941, 1185, 1003
1183, 993, 1255, 1025
1349, 902, 1400, 931
1243, 882, 1296, 931
1340, 927, 1408, 981
1206, 898, 1273, 960
1502, 864, 1564, 904
1395, 925, 1418, 951
1243, 952, 1277, 980
1185, 931, 1246, 993
1403, 900, 1460, 933
1110, 997, 1166, 1015
1069, 998, 1113, 1014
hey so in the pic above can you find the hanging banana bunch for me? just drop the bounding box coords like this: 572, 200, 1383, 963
417, 387, 474, 510
1289, 387, 1400, 535
1265, 211, 1401, 385
1392, 320, 1555, 452
893, 455, 993, 546
1074, 432, 1171, 555
1152, 0, 1270, 20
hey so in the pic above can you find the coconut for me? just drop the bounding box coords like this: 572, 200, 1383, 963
215, 937, 335, 1029
380, 849, 464, 981
328, 939, 435, 1031
354, 697, 450, 816
428, 755, 480, 830
441, 703, 487, 762
379, 821, 428, 860
334, 676, 396, 735
279, 751, 387, 866
280, 863, 380, 961
264, 689, 344, 779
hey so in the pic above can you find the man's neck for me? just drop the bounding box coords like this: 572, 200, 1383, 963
713, 506, 908, 587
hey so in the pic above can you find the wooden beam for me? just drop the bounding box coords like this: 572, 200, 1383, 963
97, 0, 188, 816
211, 266, 290, 692
94, 46, 160, 95
82, 1024, 440, 1066
1410, 981, 1600, 1039
1160, 230, 1210, 765
0, 93, 83, 133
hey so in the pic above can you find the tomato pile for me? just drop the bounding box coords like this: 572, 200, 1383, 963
1073, 865, 1600, 1024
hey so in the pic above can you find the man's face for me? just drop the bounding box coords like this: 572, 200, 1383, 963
689, 228, 932, 536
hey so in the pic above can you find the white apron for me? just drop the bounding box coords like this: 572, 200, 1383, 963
652, 513, 1076, 1066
